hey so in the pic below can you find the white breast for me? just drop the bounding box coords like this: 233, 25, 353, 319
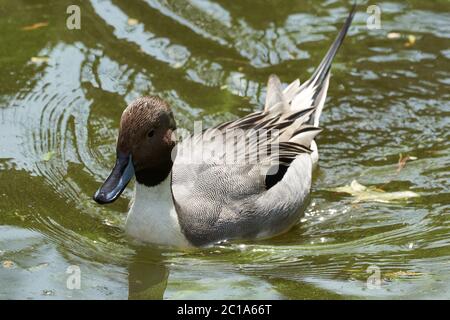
125, 175, 191, 248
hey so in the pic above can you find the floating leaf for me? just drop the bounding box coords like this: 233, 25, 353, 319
22, 22, 48, 31
2, 260, 14, 269
31, 56, 50, 64
127, 18, 139, 26
386, 32, 416, 47
172, 61, 184, 69
387, 32, 401, 39
405, 35, 416, 47
42, 151, 55, 161
331, 180, 419, 203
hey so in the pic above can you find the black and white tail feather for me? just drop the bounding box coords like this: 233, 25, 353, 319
264, 4, 356, 144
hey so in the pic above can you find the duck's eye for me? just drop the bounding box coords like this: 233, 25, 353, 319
147, 129, 155, 138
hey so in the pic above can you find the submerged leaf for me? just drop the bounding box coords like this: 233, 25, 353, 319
27, 263, 49, 272
384, 270, 423, 280
397, 154, 418, 173
42, 151, 55, 161
332, 180, 419, 203
405, 35, 416, 47
22, 22, 48, 31
397, 153, 410, 173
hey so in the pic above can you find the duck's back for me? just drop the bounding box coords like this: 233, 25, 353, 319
171, 121, 313, 247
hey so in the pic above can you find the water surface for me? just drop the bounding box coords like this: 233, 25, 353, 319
0, 0, 449, 299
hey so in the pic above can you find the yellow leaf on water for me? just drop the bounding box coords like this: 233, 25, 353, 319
22, 22, 48, 31
405, 35, 416, 47
172, 61, 184, 69
331, 180, 419, 203
127, 18, 139, 26
387, 32, 401, 39
31, 56, 49, 64
2, 260, 14, 269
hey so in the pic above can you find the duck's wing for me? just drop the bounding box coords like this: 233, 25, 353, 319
172, 153, 313, 246
171, 111, 313, 246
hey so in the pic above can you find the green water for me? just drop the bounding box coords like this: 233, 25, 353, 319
0, 0, 449, 299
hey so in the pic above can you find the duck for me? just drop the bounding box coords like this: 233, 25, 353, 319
93, 6, 356, 248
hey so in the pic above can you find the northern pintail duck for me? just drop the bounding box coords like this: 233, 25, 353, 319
94, 7, 356, 247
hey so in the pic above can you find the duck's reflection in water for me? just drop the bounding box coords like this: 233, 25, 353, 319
127, 247, 169, 300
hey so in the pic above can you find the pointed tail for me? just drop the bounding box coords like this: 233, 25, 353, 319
285, 5, 356, 127
309, 4, 356, 94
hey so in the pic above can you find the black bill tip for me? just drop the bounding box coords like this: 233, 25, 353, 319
93, 189, 114, 204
